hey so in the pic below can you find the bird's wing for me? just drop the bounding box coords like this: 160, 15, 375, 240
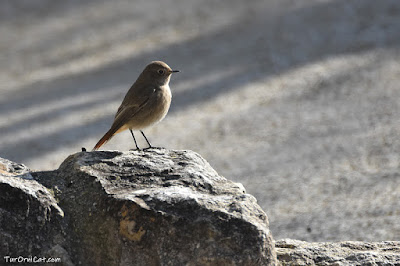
113, 97, 150, 130
92, 89, 153, 150
115, 83, 156, 118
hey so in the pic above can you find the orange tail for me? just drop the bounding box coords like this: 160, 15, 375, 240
92, 122, 128, 150
93, 108, 130, 150
92, 128, 115, 150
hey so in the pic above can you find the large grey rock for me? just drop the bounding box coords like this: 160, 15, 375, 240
276, 239, 400, 265
3, 151, 400, 265
0, 158, 71, 265
53, 148, 277, 265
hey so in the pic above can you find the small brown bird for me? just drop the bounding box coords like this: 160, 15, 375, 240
93, 61, 179, 150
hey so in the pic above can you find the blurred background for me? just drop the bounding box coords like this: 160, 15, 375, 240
1, 0, 400, 241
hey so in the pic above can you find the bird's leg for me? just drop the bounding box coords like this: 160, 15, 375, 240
141, 131, 165, 150
129, 129, 140, 150
140, 130, 152, 149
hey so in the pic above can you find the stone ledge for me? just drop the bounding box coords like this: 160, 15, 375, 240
276, 238, 400, 265
2, 151, 400, 265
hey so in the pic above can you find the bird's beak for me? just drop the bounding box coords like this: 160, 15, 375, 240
171, 70, 180, 73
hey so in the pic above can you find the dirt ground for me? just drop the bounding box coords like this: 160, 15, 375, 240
1, 0, 400, 241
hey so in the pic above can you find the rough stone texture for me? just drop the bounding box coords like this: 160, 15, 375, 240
52, 148, 276, 265
0, 158, 71, 265
2, 152, 400, 265
276, 239, 400, 265
2, 150, 278, 265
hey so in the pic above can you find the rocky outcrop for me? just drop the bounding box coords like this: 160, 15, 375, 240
1, 149, 277, 265
0, 158, 72, 265
276, 239, 400, 265
54, 149, 277, 265
2, 150, 400, 265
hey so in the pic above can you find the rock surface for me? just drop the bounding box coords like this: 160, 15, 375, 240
1, 150, 277, 265
2, 152, 400, 265
53, 148, 277, 265
0, 158, 70, 265
276, 239, 400, 265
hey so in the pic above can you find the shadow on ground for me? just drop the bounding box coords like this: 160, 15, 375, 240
1, 0, 399, 163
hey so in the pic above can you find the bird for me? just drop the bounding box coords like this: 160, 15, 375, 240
92, 61, 179, 151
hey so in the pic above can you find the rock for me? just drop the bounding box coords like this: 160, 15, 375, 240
1, 150, 277, 265
0, 158, 68, 264
276, 239, 400, 265
2, 150, 400, 265
53, 148, 277, 265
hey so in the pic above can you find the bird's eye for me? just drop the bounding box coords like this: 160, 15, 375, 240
158, 69, 165, 75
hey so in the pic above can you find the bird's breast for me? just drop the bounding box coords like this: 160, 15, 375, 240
154, 85, 171, 110
129, 85, 171, 130
155, 85, 172, 118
